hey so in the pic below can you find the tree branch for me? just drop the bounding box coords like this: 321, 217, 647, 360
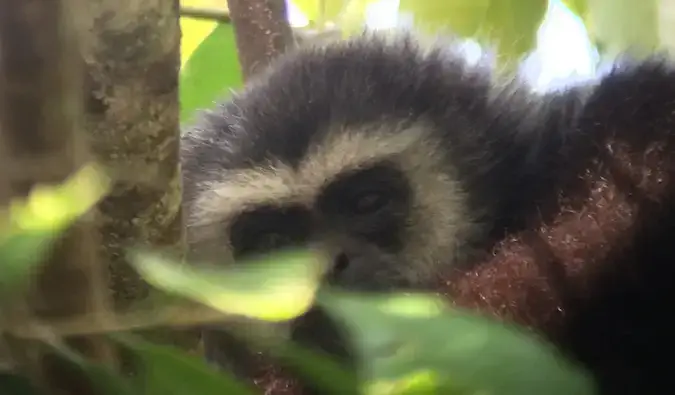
180, 6, 231, 23
226, 0, 295, 80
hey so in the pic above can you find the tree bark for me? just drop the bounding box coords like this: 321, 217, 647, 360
79, 0, 184, 311
226, 0, 295, 80
0, 0, 113, 393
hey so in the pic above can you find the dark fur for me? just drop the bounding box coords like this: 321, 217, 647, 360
181, 33, 675, 394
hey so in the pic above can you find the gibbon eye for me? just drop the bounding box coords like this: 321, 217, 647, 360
350, 190, 391, 215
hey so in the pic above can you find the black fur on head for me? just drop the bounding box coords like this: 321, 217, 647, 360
181, 32, 581, 287
181, 31, 583, 390
181, 31, 675, 394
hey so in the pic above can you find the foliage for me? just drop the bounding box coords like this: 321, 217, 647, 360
0, 164, 109, 299
128, 249, 326, 322
178, 0, 666, 123
180, 22, 242, 125
1, 0, 666, 394
0, 162, 596, 394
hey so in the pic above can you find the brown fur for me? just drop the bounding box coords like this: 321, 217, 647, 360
246, 141, 675, 395
181, 34, 675, 394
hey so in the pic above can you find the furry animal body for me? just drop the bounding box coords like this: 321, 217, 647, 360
181, 32, 675, 394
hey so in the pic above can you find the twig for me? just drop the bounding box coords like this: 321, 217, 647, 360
180, 6, 231, 23
3, 303, 258, 339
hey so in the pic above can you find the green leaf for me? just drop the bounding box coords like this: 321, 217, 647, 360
479, 0, 548, 64
291, 0, 347, 27
180, 18, 217, 69
0, 372, 45, 395
398, 0, 490, 38
129, 249, 326, 322
319, 292, 597, 395
584, 0, 659, 58
115, 334, 255, 395
0, 164, 109, 294
561, 0, 587, 18
266, 340, 359, 394
180, 23, 242, 125
53, 344, 139, 395
398, 0, 547, 65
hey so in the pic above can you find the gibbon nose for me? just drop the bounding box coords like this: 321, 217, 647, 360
308, 237, 356, 278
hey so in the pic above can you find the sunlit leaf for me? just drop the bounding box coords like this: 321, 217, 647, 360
180, 18, 218, 69
0, 164, 109, 294
398, 0, 547, 66
561, 0, 587, 18
180, 23, 242, 124
398, 0, 489, 38
318, 291, 597, 395
291, 0, 346, 27
129, 249, 326, 322
584, 0, 659, 58
479, 0, 548, 64
179, 0, 228, 67
337, 0, 382, 36
115, 334, 255, 395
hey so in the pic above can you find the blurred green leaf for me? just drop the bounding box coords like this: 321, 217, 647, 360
291, 0, 347, 27
319, 292, 597, 395
561, 0, 587, 18
336, 0, 380, 36
180, 23, 242, 124
53, 343, 139, 395
265, 340, 359, 394
129, 249, 326, 322
0, 372, 45, 395
0, 164, 109, 294
399, 0, 547, 65
180, 18, 217, 69
179, 0, 227, 66
115, 334, 255, 395
398, 0, 489, 38
584, 0, 659, 58
479, 0, 548, 64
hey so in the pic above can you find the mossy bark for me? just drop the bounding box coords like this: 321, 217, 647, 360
79, 0, 193, 348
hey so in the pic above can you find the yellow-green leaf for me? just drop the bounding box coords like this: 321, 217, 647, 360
398, 0, 547, 66
478, 0, 548, 65
338, 0, 381, 36
291, 0, 347, 27
398, 0, 490, 38
0, 164, 109, 294
129, 250, 326, 322
584, 0, 659, 58
180, 23, 242, 124
181, 18, 218, 69
561, 0, 588, 18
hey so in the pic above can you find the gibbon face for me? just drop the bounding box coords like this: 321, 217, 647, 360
183, 122, 474, 291
181, 32, 566, 385
180, 34, 508, 293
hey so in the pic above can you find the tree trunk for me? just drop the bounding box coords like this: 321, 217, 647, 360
79, 0, 193, 350
0, 0, 112, 393
79, 0, 183, 308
